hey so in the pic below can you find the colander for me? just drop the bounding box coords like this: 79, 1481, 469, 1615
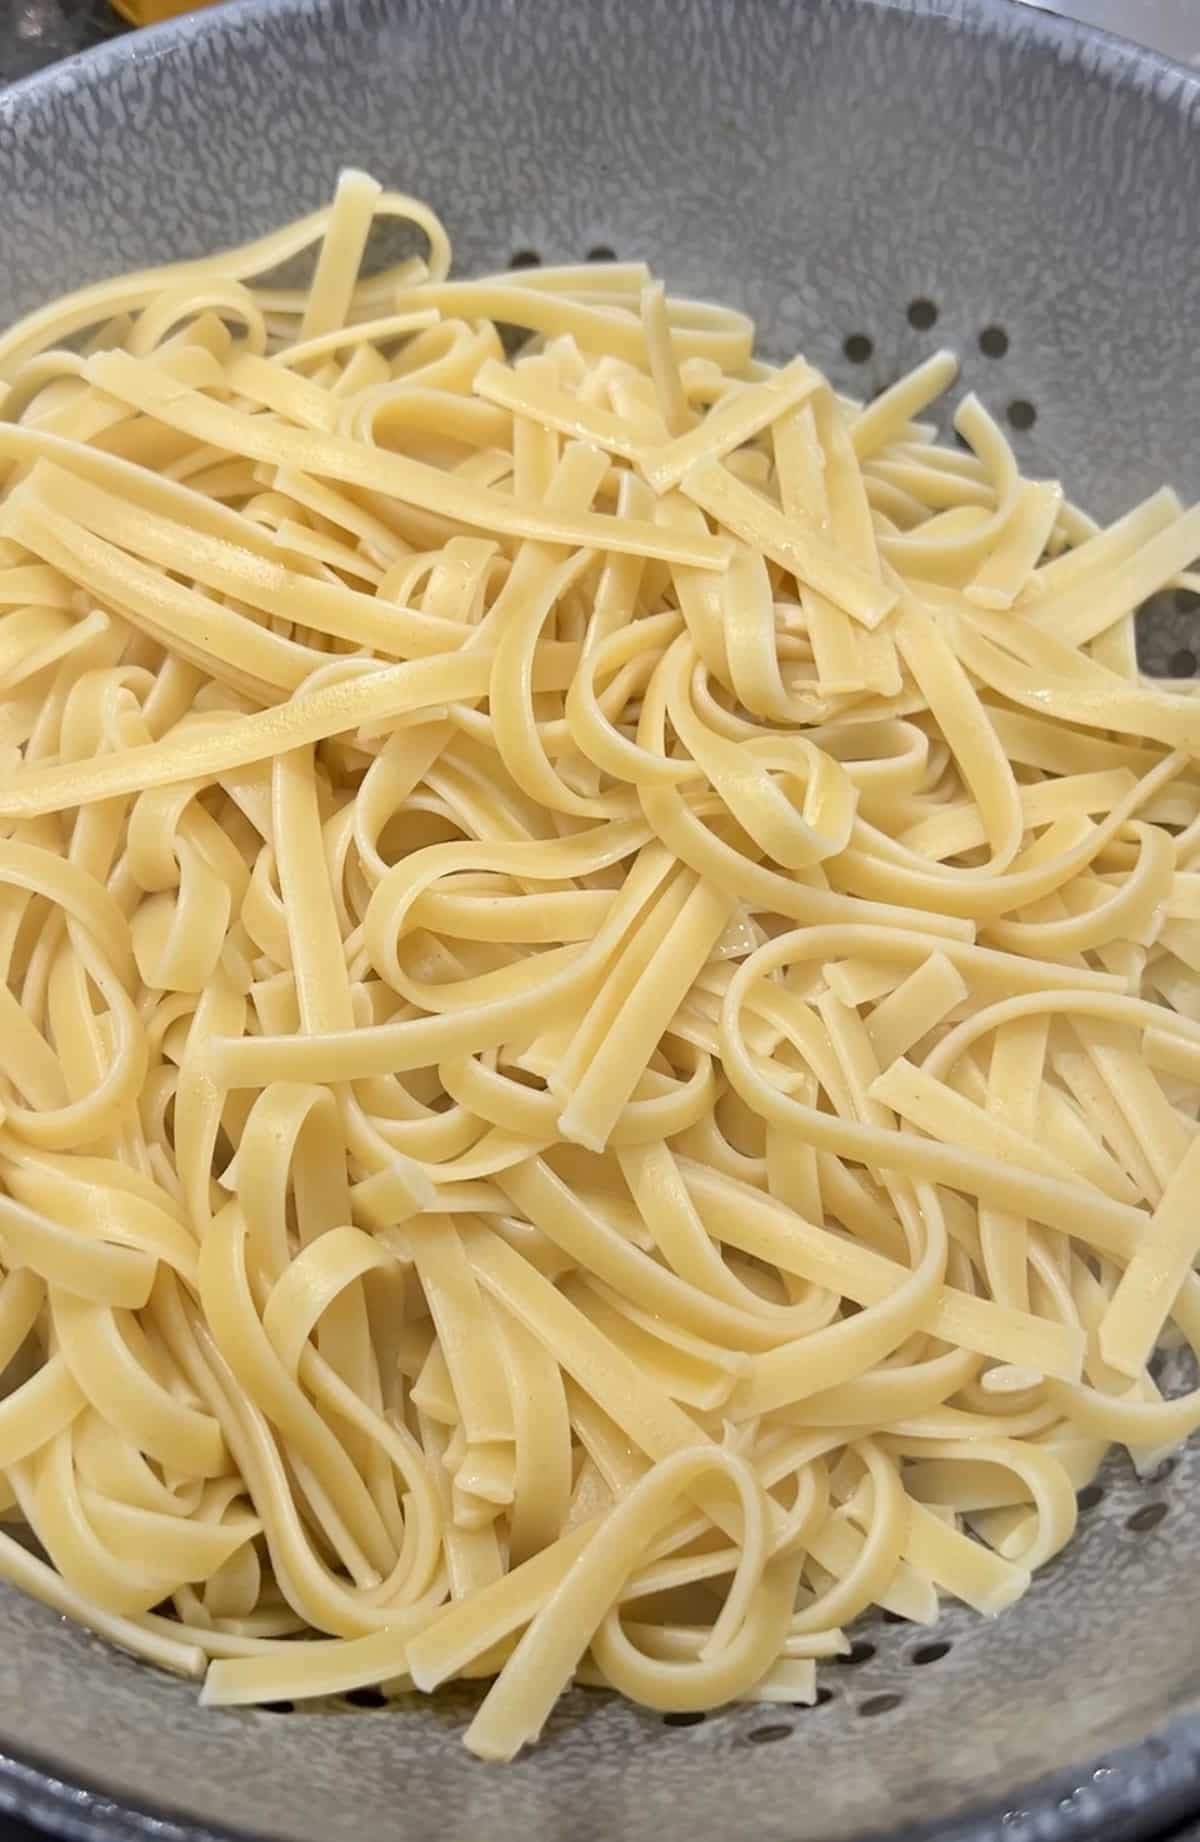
1, 1, 1199, 1838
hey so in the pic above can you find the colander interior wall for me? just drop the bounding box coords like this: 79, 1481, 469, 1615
1, 3, 1199, 1840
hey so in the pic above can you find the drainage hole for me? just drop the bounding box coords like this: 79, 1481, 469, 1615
1126, 1502, 1168, 1534
858, 1694, 904, 1718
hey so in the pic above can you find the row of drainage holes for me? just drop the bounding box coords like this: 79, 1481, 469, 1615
503, 264, 1030, 430
507, 273, 1010, 371
844, 313, 1032, 430
510, 247, 615, 268
1152, 586, 1200, 682
719, 1490, 1178, 1748
742, 1693, 903, 1746
1076, 1449, 1175, 1530
256, 1648, 939, 1722
666, 1638, 955, 1738
836, 1638, 948, 1668
1075, 1485, 1170, 1534
845, 311, 1009, 359
1172, 589, 1200, 685
259, 1487, 1180, 1718
506, 268, 1013, 375
258, 1687, 385, 1714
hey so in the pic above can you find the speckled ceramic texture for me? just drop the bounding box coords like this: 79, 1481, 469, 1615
0, 2, 1199, 1839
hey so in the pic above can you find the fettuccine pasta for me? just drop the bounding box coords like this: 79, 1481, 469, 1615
0, 168, 1197, 1760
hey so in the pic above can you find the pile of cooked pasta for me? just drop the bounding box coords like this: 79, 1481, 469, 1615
0, 169, 1197, 1761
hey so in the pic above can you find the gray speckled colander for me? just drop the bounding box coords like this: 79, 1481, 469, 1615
0, 2, 1199, 1839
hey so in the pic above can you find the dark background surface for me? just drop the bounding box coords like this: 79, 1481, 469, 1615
0, 0, 126, 84
0, 0, 1199, 1839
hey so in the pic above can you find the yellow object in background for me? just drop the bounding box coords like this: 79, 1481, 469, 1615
110, 0, 223, 25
